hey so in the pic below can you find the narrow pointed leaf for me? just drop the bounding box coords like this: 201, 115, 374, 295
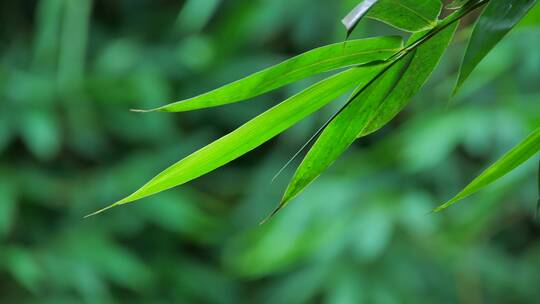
136, 36, 403, 113
341, 0, 379, 37
270, 21, 460, 181
359, 22, 458, 137
454, 0, 537, 93
88, 64, 388, 216
269, 22, 459, 211
274, 53, 414, 213
365, 0, 442, 32
435, 127, 540, 212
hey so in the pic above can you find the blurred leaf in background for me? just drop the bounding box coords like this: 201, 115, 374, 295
1, 0, 540, 303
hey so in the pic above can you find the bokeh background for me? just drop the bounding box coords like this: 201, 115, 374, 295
1, 0, 540, 303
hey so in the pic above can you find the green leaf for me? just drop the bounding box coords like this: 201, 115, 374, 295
536, 159, 540, 217
341, 0, 379, 37
359, 22, 458, 137
446, 0, 472, 9
267, 23, 459, 217
87, 64, 388, 216
365, 0, 442, 32
454, 0, 537, 93
434, 127, 540, 212
273, 53, 414, 215
134, 36, 403, 113
518, 1, 540, 27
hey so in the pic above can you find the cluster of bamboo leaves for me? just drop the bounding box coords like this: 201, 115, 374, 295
90, 0, 539, 219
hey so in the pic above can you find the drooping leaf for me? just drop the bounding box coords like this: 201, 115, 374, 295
365, 0, 442, 32
359, 22, 459, 136
341, 0, 379, 37
134, 36, 403, 113
273, 53, 414, 214
454, 0, 537, 93
87, 64, 389, 216
270, 22, 458, 185
434, 127, 540, 212
267, 23, 459, 216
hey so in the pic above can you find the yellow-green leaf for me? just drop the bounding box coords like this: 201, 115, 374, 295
87, 64, 388, 216
267, 23, 459, 217
435, 127, 540, 212
273, 53, 414, 215
135, 36, 403, 113
359, 22, 458, 137
365, 0, 442, 32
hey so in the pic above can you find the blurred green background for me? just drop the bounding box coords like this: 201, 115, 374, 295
1, 0, 540, 303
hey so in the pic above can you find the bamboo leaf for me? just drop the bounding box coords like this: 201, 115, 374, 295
454, 0, 537, 94
134, 36, 403, 113
267, 23, 459, 217
269, 22, 458, 191
365, 0, 442, 32
434, 127, 540, 212
272, 53, 414, 215
359, 22, 458, 137
87, 64, 388, 216
446, 0, 472, 9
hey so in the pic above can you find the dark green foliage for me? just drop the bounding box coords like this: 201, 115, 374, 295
2, 0, 540, 302
455, 0, 538, 92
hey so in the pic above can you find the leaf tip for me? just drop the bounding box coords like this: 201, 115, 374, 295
451, 78, 465, 97
432, 199, 456, 213
431, 206, 444, 213
260, 200, 288, 225
83, 203, 118, 219
129, 108, 158, 113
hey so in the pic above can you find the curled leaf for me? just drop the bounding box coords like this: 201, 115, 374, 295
342, 0, 442, 34
341, 0, 379, 37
